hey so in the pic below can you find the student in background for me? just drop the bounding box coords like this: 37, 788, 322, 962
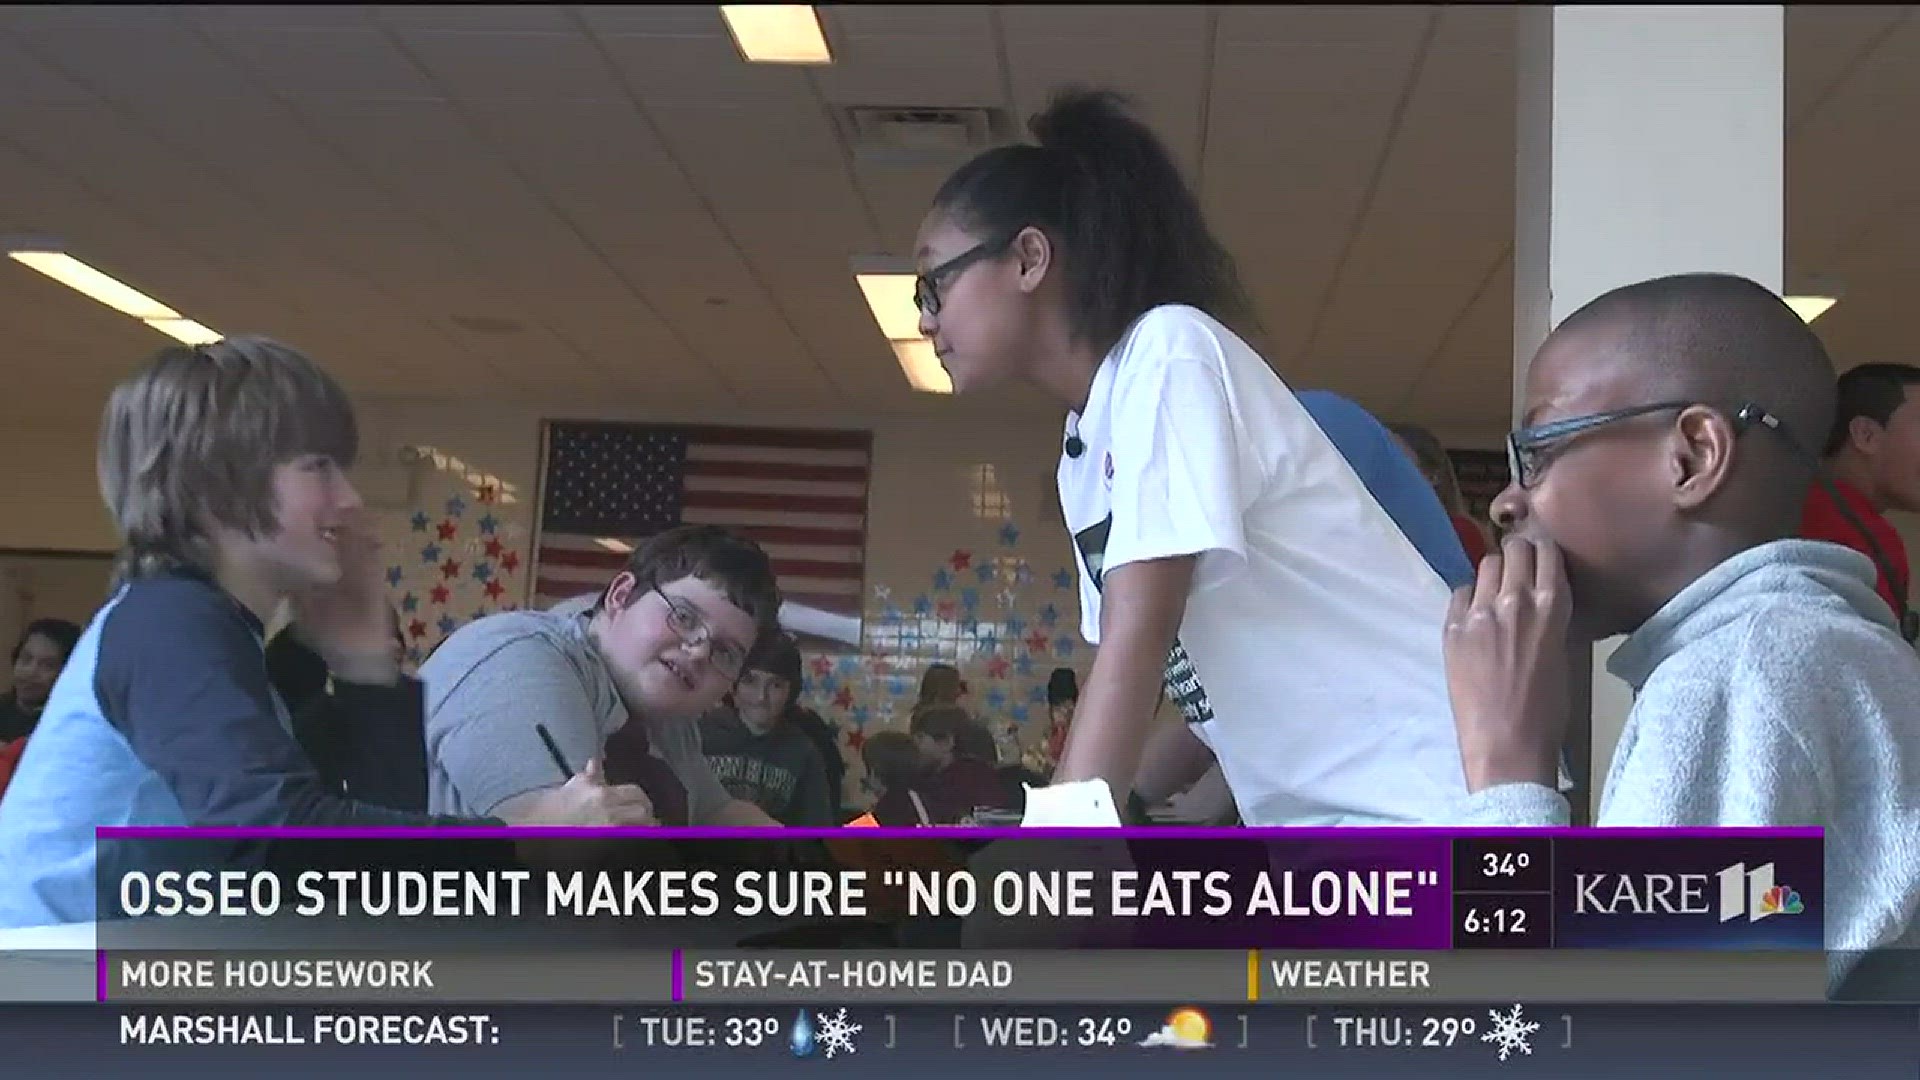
911, 663, 967, 720
0, 338, 643, 929
911, 705, 1016, 823
1043, 667, 1077, 767
1390, 421, 1493, 565
1444, 273, 1919, 982
0, 619, 80, 742
699, 634, 836, 826
857, 731, 925, 826
1800, 363, 1920, 638
913, 87, 1467, 825
267, 613, 419, 806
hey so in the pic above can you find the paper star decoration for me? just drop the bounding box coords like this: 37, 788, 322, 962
420, 543, 442, 565
850, 705, 871, 726
472, 562, 493, 583
430, 584, 450, 605
400, 593, 419, 614
410, 512, 430, 533
998, 523, 1020, 546
832, 686, 854, 710
437, 614, 457, 635
1029, 685, 1048, 705
1015, 655, 1035, 677
385, 566, 404, 588
986, 656, 1011, 679
960, 588, 980, 611
949, 550, 972, 571
406, 647, 423, 664
500, 551, 520, 573
913, 595, 932, 615
478, 514, 499, 535
1053, 635, 1075, 657
1010, 704, 1030, 722
484, 579, 506, 601
484, 537, 504, 559
407, 619, 428, 640
437, 520, 458, 541
932, 568, 952, 591
985, 688, 1007, 710
974, 563, 995, 584
1038, 603, 1060, 628
1053, 569, 1074, 589
1025, 630, 1050, 654
811, 656, 834, 678
445, 496, 466, 518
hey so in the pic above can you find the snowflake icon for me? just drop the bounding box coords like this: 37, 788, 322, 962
814, 1007, 862, 1058
1481, 1004, 1540, 1061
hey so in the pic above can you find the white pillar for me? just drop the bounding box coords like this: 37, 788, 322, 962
1513, 5, 1785, 807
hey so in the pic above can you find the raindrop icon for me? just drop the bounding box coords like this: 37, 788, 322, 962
789, 1009, 815, 1057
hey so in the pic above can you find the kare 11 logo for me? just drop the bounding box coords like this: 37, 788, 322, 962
1575, 862, 1804, 922
1559, 857, 1812, 941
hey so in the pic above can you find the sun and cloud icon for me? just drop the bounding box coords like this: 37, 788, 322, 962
1137, 1007, 1212, 1050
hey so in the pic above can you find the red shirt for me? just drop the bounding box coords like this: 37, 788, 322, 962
1452, 514, 1490, 565
1800, 480, 1910, 616
0, 738, 23, 799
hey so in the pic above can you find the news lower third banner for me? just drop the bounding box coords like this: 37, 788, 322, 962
0, 828, 1837, 1005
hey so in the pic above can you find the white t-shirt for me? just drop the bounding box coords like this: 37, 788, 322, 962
1057, 304, 1467, 825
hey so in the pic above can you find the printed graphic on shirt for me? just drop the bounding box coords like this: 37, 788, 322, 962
707, 754, 799, 811
1073, 514, 1216, 727
1161, 640, 1215, 726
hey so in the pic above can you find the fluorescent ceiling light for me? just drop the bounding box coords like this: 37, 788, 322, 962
1784, 296, 1837, 323
720, 5, 832, 64
7, 247, 224, 344
145, 318, 223, 346
854, 272, 924, 340
891, 339, 951, 395
853, 266, 950, 393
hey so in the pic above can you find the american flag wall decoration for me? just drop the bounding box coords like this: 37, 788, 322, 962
530, 421, 873, 648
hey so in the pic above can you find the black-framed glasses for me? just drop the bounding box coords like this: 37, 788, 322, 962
914, 231, 1020, 319
653, 585, 748, 679
1506, 400, 1795, 489
1506, 400, 1694, 489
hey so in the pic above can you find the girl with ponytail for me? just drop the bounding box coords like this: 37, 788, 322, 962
913, 89, 1468, 827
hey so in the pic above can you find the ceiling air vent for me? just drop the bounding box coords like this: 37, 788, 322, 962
838, 106, 1005, 164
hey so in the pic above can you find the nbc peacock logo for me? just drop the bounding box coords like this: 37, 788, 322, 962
1758, 884, 1805, 917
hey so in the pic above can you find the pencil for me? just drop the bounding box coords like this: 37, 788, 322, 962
535, 723, 574, 779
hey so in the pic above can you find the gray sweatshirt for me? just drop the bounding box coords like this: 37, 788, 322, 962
1464, 540, 1920, 966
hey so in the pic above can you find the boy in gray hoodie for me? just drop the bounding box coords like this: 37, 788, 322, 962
1443, 273, 1919, 991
